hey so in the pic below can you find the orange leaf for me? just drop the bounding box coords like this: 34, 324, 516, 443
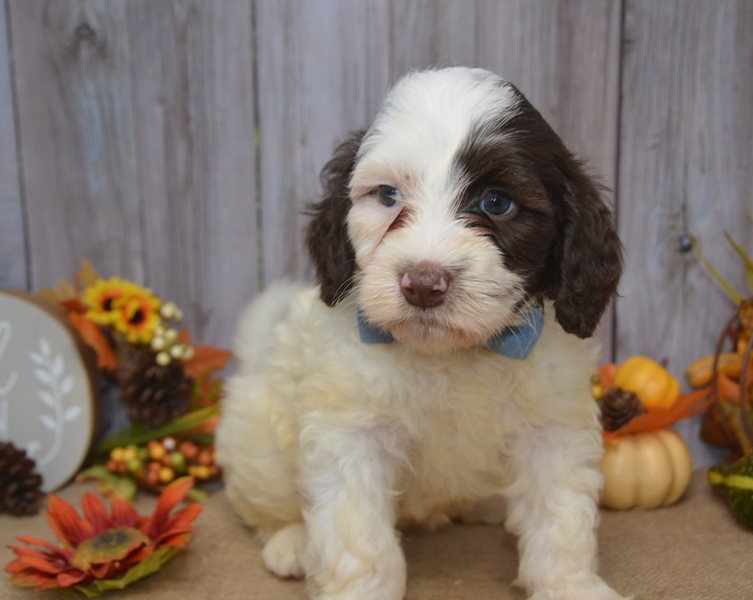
183, 346, 232, 379
603, 387, 712, 441
68, 313, 117, 371
60, 298, 88, 314
599, 363, 617, 390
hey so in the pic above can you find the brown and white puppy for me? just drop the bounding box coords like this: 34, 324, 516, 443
216, 67, 625, 600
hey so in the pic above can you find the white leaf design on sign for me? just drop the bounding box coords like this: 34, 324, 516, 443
64, 406, 81, 422
34, 368, 52, 386
60, 375, 74, 396
39, 390, 55, 407
40, 415, 57, 431
28, 351, 45, 366
26, 441, 41, 458
51, 355, 64, 378
40, 339, 51, 357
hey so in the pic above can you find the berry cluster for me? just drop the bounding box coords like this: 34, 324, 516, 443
107, 436, 219, 488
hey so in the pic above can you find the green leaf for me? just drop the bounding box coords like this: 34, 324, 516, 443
187, 488, 208, 503
693, 240, 743, 303
72, 546, 183, 597
77, 465, 138, 502
96, 405, 220, 454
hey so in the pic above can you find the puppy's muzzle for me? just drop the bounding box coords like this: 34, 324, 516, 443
400, 263, 451, 309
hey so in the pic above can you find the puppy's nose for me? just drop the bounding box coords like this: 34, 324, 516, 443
400, 265, 450, 309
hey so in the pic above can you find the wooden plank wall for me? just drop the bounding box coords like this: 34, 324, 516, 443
0, 0, 26, 290
2, 0, 752, 464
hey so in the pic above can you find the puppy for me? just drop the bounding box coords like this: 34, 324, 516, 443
216, 67, 625, 600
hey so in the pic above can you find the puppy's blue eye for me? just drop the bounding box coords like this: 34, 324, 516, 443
480, 189, 516, 217
377, 185, 401, 207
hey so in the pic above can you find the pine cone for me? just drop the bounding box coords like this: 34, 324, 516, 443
600, 387, 644, 431
120, 352, 193, 427
0, 441, 44, 516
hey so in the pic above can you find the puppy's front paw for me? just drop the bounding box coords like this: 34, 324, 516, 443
261, 523, 307, 579
528, 576, 631, 600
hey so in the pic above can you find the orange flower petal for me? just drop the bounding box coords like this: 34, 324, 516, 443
56, 569, 88, 587
88, 561, 121, 580
14, 535, 71, 559
156, 533, 192, 549
10, 569, 61, 590
4, 558, 31, 575
143, 477, 194, 538
81, 493, 111, 534
109, 497, 140, 529
8, 548, 65, 575
46, 496, 95, 548
161, 503, 203, 537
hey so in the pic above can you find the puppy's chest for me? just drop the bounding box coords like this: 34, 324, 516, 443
392, 363, 522, 517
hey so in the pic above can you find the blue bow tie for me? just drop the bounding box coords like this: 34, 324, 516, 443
357, 304, 544, 359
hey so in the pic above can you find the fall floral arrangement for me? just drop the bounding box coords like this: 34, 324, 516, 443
2, 262, 229, 594
37, 261, 231, 501
591, 356, 710, 510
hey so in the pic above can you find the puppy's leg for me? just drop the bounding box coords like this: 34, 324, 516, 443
299, 421, 406, 600
503, 425, 629, 600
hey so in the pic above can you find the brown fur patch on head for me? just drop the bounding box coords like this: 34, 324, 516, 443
453, 87, 622, 338
305, 130, 365, 306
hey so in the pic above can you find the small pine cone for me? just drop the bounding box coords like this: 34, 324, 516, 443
0, 441, 44, 516
121, 352, 193, 428
600, 388, 644, 431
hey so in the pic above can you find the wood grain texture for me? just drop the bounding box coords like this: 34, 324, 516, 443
126, 0, 259, 346
475, 0, 623, 357
255, 0, 391, 282
387, 0, 476, 74
0, 0, 28, 289
9, 0, 258, 346
617, 0, 753, 465
9, 0, 145, 287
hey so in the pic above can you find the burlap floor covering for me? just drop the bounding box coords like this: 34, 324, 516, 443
1, 471, 749, 599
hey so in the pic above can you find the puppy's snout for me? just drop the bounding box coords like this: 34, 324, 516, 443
400, 264, 450, 309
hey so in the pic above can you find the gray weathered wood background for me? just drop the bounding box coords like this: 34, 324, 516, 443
1, 0, 751, 466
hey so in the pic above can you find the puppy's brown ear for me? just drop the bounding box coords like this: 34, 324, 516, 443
551, 157, 622, 338
306, 130, 365, 306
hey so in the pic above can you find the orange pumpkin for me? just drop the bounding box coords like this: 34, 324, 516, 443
613, 356, 680, 411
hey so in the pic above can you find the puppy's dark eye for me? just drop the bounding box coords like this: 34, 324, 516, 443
377, 185, 402, 207
480, 189, 516, 217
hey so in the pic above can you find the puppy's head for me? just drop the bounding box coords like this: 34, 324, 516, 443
307, 67, 622, 354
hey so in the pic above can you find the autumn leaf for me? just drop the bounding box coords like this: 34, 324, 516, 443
75, 258, 100, 289
68, 312, 117, 371
184, 345, 232, 379
604, 387, 712, 441
61, 297, 88, 314
38, 279, 77, 304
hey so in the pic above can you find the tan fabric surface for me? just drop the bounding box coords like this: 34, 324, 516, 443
1, 471, 750, 599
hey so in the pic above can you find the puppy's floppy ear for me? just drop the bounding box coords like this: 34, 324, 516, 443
550, 156, 622, 338
306, 129, 365, 306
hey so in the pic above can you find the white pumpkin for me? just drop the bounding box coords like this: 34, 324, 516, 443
600, 429, 693, 510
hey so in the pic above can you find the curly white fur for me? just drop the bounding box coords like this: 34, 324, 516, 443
216, 67, 627, 600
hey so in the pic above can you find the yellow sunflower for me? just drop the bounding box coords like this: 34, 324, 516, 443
83, 278, 132, 325
114, 292, 162, 344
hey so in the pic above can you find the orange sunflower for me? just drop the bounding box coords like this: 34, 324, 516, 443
83, 278, 132, 325
5, 477, 201, 595
114, 291, 162, 344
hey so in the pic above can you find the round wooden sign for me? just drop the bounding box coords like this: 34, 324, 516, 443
0, 290, 98, 491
